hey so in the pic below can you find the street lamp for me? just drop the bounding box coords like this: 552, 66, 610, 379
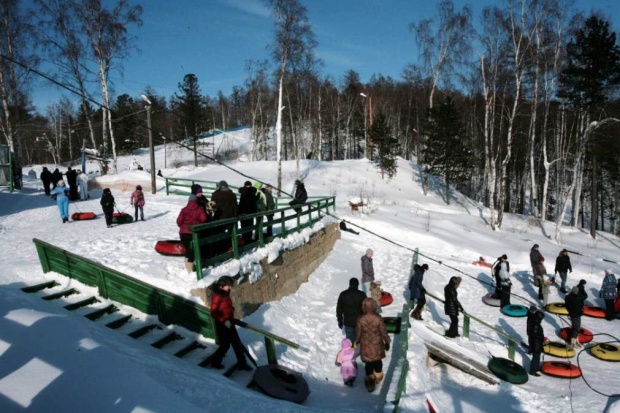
141, 94, 156, 194
360, 93, 373, 159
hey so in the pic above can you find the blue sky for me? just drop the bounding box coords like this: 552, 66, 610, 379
31, 0, 618, 111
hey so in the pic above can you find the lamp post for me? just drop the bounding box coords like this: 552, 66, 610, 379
141, 94, 156, 194
360, 92, 373, 159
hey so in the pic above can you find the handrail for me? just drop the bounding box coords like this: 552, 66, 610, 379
234, 319, 300, 349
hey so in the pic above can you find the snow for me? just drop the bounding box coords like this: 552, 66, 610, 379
1, 128, 620, 412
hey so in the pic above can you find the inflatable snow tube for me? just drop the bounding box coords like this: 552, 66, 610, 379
615, 297, 620, 313
112, 212, 134, 224
253, 364, 310, 403
154, 240, 186, 256
472, 260, 492, 268
500, 304, 528, 317
487, 357, 528, 384
545, 302, 569, 315
583, 305, 606, 319
543, 341, 576, 358
590, 343, 620, 362
541, 361, 582, 379
71, 212, 96, 221
382, 316, 401, 334
559, 327, 593, 344
380, 291, 393, 307
482, 293, 501, 307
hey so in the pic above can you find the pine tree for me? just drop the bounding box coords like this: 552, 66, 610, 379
172, 74, 206, 166
422, 97, 472, 205
370, 112, 398, 179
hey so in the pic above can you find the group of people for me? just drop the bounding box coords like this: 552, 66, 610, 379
335, 249, 391, 392
41, 166, 89, 201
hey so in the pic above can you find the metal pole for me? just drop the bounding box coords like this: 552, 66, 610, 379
146, 105, 156, 194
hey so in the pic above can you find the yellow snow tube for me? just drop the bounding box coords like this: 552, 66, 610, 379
590, 343, 620, 362
543, 341, 575, 358
546, 302, 569, 315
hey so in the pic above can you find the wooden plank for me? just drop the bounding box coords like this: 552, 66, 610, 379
151, 332, 184, 349
21, 280, 59, 293
105, 314, 132, 329
174, 341, 206, 358
84, 304, 118, 321
128, 324, 161, 339
42, 288, 78, 301
425, 343, 499, 385
64, 296, 99, 311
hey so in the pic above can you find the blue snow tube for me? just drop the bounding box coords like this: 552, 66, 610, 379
500, 304, 528, 317
488, 357, 528, 384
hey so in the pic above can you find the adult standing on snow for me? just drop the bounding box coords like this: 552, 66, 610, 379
444, 276, 464, 338
65, 167, 78, 200
208, 276, 252, 371
51, 168, 62, 189
600, 269, 618, 320
336, 277, 367, 342
360, 249, 375, 294
177, 185, 207, 273
100, 188, 116, 228
554, 249, 573, 293
496, 254, 512, 307
356, 298, 390, 393
409, 263, 429, 320
530, 244, 546, 299
238, 181, 258, 245
262, 184, 275, 237
526, 306, 545, 377
211, 180, 238, 254
289, 179, 307, 213
565, 285, 587, 348
40, 167, 52, 195
50, 180, 70, 223
77, 170, 89, 201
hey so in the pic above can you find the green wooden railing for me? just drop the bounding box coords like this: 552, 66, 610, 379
32, 238, 300, 363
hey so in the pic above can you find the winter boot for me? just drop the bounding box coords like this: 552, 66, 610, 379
410, 304, 424, 320
373, 371, 384, 384
570, 337, 581, 348
364, 375, 376, 392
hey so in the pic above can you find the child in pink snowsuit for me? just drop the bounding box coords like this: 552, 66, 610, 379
335, 338, 358, 386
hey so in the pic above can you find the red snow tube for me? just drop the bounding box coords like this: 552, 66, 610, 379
71, 212, 96, 221
559, 327, 593, 344
154, 240, 186, 256
614, 296, 620, 313
112, 212, 134, 224
583, 305, 606, 319
380, 291, 393, 307
541, 361, 582, 379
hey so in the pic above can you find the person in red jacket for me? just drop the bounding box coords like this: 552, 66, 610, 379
208, 276, 251, 370
176, 185, 207, 273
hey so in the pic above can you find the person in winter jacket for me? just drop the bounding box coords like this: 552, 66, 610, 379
51, 168, 62, 189
444, 276, 464, 338
50, 180, 70, 223
40, 167, 52, 195
409, 263, 429, 320
208, 276, 251, 371
336, 278, 367, 342
100, 188, 116, 228
554, 249, 573, 293
361, 249, 375, 294
65, 167, 78, 200
289, 179, 308, 213
210, 180, 238, 254
530, 244, 546, 299
238, 181, 258, 245
130, 185, 145, 221
493, 255, 511, 307
600, 269, 618, 320
526, 306, 545, 376
565, 284, 587, 348
369, 281, 382, 314
176, 185, 207, 273
335, 338, 358, 387
356, 298, 390, 393
262, 184, 275, 237
77, 170, 89, 201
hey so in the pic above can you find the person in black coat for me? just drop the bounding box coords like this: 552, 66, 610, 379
565, 284, 587, 348
289, 179, 308, 213
444, 276, 463, 338
238, 181, 258, 245
51, 168, 62, 189
336, 278, 367, 342
40, 167, 52, 195
100, 188, 116, 228
65, 167, 78, 200
409, 263, 429, 320
554, 249, 573, 293
526, 306, 545, 376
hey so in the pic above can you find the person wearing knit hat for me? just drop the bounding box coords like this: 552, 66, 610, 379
600, 269, 618, 320
361, 249, 375, 294
191, 184, 203, 195
526, 304, 545, 376
554, 249, 573, 293
409, 263, 429, 320
565, 283, 587, 348
130, 184, 146, 221
530, 244, 546, 299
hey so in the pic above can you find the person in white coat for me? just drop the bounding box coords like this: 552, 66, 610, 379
77, 170, 89, 201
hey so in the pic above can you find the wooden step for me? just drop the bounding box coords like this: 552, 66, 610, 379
105, 314, 132, 329
21, 280, 59, 293
42, 288, 79, 301
128, 324, 161, 339
151, 332, 184, 349
174, 341, 206, 358
85, 304, 118, 321
64, 297, 99, 311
